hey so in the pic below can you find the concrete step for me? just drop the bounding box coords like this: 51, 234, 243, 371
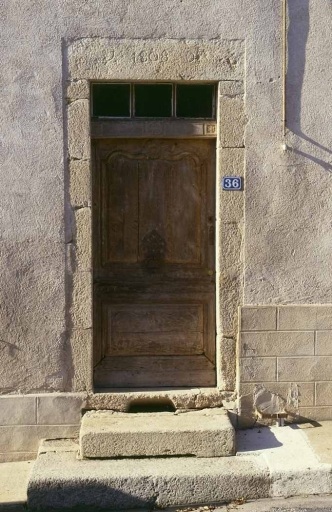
79, 408, 235, 458
27, 439, 269, 511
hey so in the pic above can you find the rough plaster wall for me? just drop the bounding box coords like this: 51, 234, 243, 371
0, 0, 331, 392
244, 0, 332, 304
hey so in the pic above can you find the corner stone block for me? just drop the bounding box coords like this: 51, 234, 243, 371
218, 96, 245, 148
297, 407, 332, 421
315, 382, 332, 406
69, 159, 91, 207
241, 331, 314, 357
240, 357, 276, 382
67, 100, 90, 160
315, 331, 332, 355
74, 207, 92, 270
0, 396, 36, 426
37, 394, 85, 425
241, 307, 277, 331
0, 425, 79, 453
70, 271, 92, 328
239, 382, 314, 409
277, 356, 332, 382
278, 305, 332, 331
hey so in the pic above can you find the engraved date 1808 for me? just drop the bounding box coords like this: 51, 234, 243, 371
132, 50, 169, 64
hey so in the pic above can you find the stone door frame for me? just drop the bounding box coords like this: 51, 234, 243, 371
65, 38, 246, 401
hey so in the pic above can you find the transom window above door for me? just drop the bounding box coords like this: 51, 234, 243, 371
91, 82, 216, 119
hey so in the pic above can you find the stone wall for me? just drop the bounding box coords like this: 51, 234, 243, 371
238, 306, 332, 426
2, 0, 332, 395
1, 0, 332, 458
0, 394, 83, 462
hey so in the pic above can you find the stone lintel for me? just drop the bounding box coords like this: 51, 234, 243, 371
68, 39, 245, 81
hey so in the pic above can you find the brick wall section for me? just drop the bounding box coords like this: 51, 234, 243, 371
238, 305, 332, 426
0, 393, 85, 462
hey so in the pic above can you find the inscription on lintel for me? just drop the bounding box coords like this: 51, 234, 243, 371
68, 39, 244, 81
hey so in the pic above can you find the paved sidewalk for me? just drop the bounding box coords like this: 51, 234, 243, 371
175, 495, 332, 511
0, 460, 32, 511
2, 422, 332, 510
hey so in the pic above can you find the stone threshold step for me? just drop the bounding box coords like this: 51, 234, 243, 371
79, 408, 235, 458
28, 440, 269, 511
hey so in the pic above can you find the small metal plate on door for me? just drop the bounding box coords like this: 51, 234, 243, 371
204, 124, 217, 136
222, 176, 243, 191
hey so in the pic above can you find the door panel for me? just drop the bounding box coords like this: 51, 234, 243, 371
94, 356, 215, 388
105, 303, 204, 356
93, 139, 216, 388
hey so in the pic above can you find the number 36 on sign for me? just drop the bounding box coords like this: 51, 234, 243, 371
221, 176, 243, 191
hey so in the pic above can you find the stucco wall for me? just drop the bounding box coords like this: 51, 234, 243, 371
1, 0, 332, 396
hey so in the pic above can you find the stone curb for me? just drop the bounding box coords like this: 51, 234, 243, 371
27, 442, 271, 510
26, 446, 332, 511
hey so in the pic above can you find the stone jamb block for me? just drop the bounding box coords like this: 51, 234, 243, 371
67, 99, 90, 160
73, 207, 92, 271
217, 148, 245, 223
215, 146, 244, 343
65, 37, 245, 393
241, 306, 277, 332
217, 336, 236, 390
218, 95, 246, 148
69, 159, 91, 208
69, 329, 94, 392
217, 220, 243, 337
70, 270, 92, 329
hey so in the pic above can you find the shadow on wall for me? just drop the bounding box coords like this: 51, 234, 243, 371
62, 38, 74, 391
287, 0, 332, 172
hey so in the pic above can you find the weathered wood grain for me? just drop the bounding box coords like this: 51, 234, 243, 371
94, 356, 216, 387
108, 333, 204, 356
110, 304, 203, 333
93, 139, 216, 387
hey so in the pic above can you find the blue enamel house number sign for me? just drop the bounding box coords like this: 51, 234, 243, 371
221, 176, 243, 191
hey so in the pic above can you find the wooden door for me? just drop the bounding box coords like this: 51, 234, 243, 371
93, 139, 216, 388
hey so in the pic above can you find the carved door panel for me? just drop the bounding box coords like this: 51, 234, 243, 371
93, 139, 216, 388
